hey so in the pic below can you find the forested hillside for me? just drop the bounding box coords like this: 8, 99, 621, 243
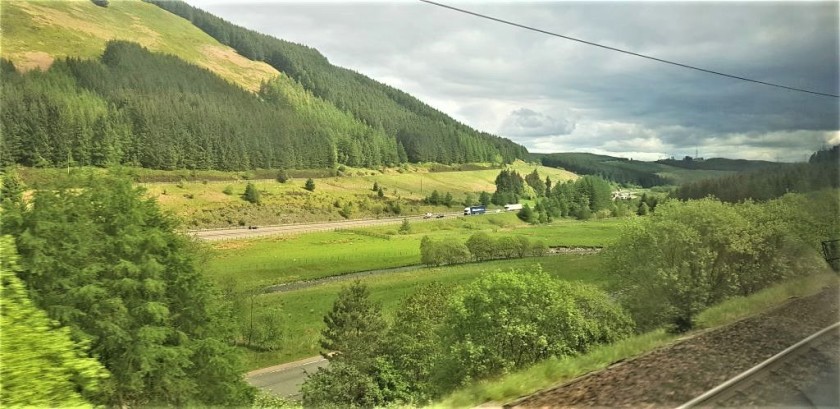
0, 0, 526, 171
536, 153, 668, 187
673, 145, 839, 202
144, 0, 527, 164
535, 152, 781, 187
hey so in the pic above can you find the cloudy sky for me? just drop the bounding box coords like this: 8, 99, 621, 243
185, 0, 838, 161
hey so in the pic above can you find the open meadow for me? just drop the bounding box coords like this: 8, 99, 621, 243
198, 213, 625, 368
202, 213, 624, 291
141, 161, 577, 227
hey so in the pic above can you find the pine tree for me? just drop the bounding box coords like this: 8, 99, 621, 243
243, 182, 260, 204
304, 178, 316, 192
320, 281, 387, 367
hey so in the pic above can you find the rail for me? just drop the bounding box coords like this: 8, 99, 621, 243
676, 321, 840, 408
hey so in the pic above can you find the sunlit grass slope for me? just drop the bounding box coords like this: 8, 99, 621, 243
1, 0, 278, 91
143, 161, 577, 227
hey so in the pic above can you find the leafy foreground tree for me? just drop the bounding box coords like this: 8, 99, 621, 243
302, 281, 411, 407
605, 196, 833, 332
438, 269, 633, 387
1, 236, 109, 407
2, 175, 255, 406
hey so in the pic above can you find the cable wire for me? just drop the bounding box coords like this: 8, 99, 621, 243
419, 0, 839, 98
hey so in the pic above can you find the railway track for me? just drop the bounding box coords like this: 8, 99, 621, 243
678, 321, 840, 408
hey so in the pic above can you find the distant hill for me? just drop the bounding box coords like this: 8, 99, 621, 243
656, 157, 777, 172
673, 145, 839, 202
0, 0, 527, 171
533, 152, 780, 187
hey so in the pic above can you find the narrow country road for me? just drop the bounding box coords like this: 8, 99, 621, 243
188, 212, 464, 241
246, 356, 329, 399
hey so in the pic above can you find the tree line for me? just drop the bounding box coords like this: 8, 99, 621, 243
144, 0, 528, 165
538, 152, 668, 187
673, 145, 839, 202
419, 233, 548, 266
1, 40, 525, 172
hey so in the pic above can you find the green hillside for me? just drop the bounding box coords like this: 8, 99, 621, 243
145, 0, 528, 164
0, 0, 278, 91
1, 0, 528, 171
535, 152, 780, 187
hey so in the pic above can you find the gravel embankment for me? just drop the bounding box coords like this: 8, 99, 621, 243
510, 285, 840, 408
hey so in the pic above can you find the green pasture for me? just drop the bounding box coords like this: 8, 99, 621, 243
242, 254, 607, 369
203, 214, 623, 291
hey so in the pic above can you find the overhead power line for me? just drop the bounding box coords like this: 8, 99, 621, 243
419, 0, 839, 98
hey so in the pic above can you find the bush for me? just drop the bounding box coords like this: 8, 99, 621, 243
276, 169, 289, 183
440, 269, 632, 386
420, 236, 470, 266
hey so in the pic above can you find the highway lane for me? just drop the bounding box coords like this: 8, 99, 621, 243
188, 211, 466, 240
246, 356, 329, 398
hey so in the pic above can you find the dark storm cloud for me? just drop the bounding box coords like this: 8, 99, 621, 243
186, 1, 839, 161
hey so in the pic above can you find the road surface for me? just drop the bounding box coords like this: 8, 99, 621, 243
246, 356, 329, 399
189, 212, 465, 241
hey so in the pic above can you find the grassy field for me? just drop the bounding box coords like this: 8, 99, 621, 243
435, 272, 840, 408
203, 214, 624, 291
15, 162, 577, 228
144, 161, 577, 227
242, 254, 608, 369
1, 0, 278, 91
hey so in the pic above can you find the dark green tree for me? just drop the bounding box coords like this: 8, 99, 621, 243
304, 178, 316, 192
478, 191, 491, 207
517, 204, 537, 224
243, 182, 260, 204
320, 281, 387, 366
276, 169, 289, 183
399, 218, 411, 234
442, 192, 454, 207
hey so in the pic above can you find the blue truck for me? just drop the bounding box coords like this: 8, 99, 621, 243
463, 205, 486, 216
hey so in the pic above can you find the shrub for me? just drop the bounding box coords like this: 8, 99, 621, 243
439, 269, 632, 386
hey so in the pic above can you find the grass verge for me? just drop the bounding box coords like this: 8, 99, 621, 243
433, 271, 839, 408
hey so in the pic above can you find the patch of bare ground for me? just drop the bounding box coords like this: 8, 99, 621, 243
509, 284, 840, 408
11, 51, 54, 72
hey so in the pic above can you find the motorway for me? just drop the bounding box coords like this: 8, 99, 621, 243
189, 212, 464, 240
246, 356, 329, 399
